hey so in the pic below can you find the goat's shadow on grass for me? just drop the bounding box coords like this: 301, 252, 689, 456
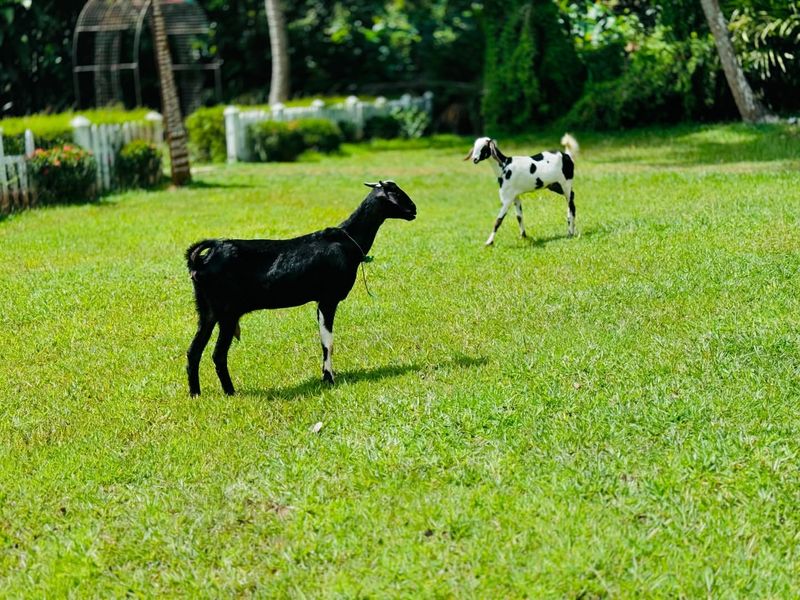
520, 228, 602, 248
240, 354, 487, 402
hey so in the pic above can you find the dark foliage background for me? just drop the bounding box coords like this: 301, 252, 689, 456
0, 0, 797, 131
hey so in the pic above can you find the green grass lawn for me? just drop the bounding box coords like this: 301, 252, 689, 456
1, 123, 799, 597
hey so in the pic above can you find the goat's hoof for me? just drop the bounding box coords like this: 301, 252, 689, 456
484, 240, 494, 247
322, 371, 335, 384
521, 232, 527, 238
190, 391, 200, 398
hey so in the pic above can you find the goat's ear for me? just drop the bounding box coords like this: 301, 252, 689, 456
364, 182, 381, 189
463, 148, 473, 161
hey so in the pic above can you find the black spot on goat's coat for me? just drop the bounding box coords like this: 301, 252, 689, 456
497, 177, 503, 188
529, 162, 537, 174
562, 153, 575, 180
185, 181, 417, 397
535, 177, 543, 189
505, 170, 512, 180
548, 182, 563, 195
531, 153, 543, 161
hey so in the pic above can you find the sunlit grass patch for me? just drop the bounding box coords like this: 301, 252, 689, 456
1, 122, 799, 597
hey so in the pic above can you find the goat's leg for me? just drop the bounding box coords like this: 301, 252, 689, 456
187, 313, 216, 397
513, 197, 527, 238
564, 182, 576, 237
317, 301, 338, 384
485, 194, 515, 246
212, 318, 238, 395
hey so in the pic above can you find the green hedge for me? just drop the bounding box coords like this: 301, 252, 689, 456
28, 145, 98, 204
293, 119, 343, 153
117, 141, 164, 189
248, 121, 306, 162
248, 118, 344, 162
185, 106, 227, 163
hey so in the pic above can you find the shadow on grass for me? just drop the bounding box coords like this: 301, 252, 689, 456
519, 228, 602, 248
185, 179, 259, 190
240, 353, 487, 401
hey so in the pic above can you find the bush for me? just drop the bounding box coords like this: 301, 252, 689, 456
336, 120, 358, 143
1, 130, 72, 155
390, 107, 431, 139
248, 121, 305, 162
364, 115, 402, 139
28, 145, 97, 204
185, 105, 227, 163
294, 119, 343, 153
563, 29, 719, 130
116, 141, 163, 189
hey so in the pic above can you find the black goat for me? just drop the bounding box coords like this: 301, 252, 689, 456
185, 180, 417, 396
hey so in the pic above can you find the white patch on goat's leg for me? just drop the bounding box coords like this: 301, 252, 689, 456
486, 196, 514, 246
318, 307, 334, 383
513, 197, 526, 238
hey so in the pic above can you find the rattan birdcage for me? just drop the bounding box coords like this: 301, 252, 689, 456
72, 0, 222, 114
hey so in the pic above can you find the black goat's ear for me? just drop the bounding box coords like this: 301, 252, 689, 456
364, 182, 381, 189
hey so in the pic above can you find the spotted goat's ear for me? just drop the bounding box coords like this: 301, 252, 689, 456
463, 147, 474, 161
364, 182, 381, 189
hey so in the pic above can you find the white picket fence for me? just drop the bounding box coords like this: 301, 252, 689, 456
224, 92, 434, 163
0, 112, 164, 213
71, 112, 164, 193
0, 130, 33, 213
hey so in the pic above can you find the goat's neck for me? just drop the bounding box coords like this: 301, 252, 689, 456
339, 196, 385, 256
487, 159, 503, 177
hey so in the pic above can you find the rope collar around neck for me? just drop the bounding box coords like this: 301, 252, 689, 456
337, 227, 374, 298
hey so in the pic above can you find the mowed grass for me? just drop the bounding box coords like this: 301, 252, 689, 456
1, 123, 799, 597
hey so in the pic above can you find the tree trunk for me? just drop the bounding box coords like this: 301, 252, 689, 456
151, 0, 191, 186
699, 0, 769, 123
265, 0, 290, 104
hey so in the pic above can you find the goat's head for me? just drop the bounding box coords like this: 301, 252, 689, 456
464, 137, 494, 164
364, 180, 416, 221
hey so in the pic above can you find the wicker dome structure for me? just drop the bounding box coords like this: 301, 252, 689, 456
72, 0, 221, 114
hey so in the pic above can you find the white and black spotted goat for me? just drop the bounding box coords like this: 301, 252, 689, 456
185, 181, 416, 396
465, 134, 579, 245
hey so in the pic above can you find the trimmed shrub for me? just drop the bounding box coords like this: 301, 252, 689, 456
248, 121, 305, 162
186, 105, 227, 163
336, 120, 358, 143
28, 145, 98, 204
294, 119, 343, 153
117, 141, 163, 189
364, 115, 402, 139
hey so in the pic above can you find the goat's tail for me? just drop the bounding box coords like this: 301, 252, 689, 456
561, 133, 579, 158
186, 239, 218, 280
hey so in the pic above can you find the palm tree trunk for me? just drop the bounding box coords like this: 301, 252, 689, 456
699, 0, 769, 123
265, 0, 290, 104
151, 0, 191, 185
